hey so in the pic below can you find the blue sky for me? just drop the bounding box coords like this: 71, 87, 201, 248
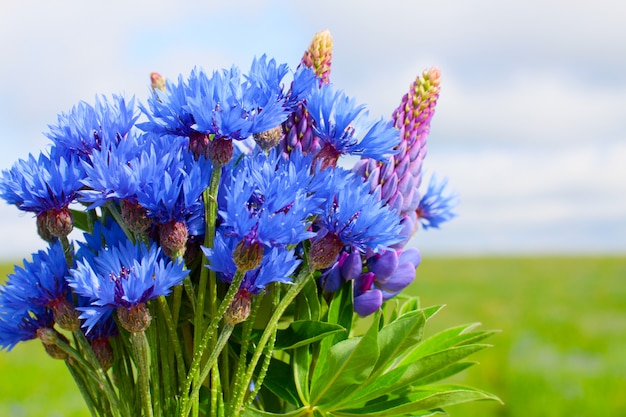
0, 0, 624, 259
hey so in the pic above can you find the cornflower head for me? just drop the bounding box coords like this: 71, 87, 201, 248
0, 152, 83, 239
0, 301, 55, 352
309, 168, 403, 270
46, 95, 139, 160
353, 67, 442, 243
135, 146, 212, 258
416, 175, 458, 230
282, 29, 333, 156
203, 233, 300, 324
1, 241, 79, 331
218, 149, 317, 270
68, 238, 188, 333
305, 84, 400, 169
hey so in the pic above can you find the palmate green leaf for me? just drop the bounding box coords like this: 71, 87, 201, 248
373, 310, 426, 375
340, 344, 490, 408
333, 384, 500, 416
274, 321, 345, 350
309, 313, 380, 407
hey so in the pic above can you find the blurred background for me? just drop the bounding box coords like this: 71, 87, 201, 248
0, 1, 624, 416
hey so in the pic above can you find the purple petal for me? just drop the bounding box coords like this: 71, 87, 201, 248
367, 250, 399, 281
378, 263, 416, 293
354, 289, 383, 317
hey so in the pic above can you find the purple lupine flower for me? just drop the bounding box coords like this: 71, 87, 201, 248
416, 175, 458, 229
68, 239, 188, 333
0, 152, 83, 238
353, 247, 421, 316
353, 67, 442, 242
282, 30, 333, 156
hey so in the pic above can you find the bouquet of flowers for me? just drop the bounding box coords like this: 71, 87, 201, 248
0, 30, 499, 417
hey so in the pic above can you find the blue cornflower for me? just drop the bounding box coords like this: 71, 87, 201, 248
416, 175, 458, 229
1, 242, 76, 329
0, 152, 82, 215
0, 302, 54, 351
46, 95, 139, 158
203, 233, 299, 294
310, 170, 404, 269
139, 73, 197, 138
68, 239, 188, 333
188, 56, 291, 140
218, 150, 317, 253
304, 84, 400, 167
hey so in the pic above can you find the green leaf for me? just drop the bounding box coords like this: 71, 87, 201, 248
295, 277, 321, 321
343, 344, 490, 407
335, 384, 500, 416
310, 313, 380, 407
70, 208, 95, 233
261, 358, 303, 407
374, 310, 426, 374
274, 321, 346, 350
411, 361, 479, 386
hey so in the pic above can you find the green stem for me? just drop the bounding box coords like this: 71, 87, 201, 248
158, 295, 186, 385
65, 360, 99, 417
188, 324, 233, 417
230, 266, 313, 417
104, 202, 135, 242
179, 270, 245, 417
130, 331, 154, 417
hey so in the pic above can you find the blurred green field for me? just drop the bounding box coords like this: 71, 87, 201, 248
1, 256, 625, 417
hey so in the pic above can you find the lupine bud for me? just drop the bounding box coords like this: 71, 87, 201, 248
50, 298, 81, 332
225, 289, 252, 326
253, 125, 284, 151
117, 304, 152, 333
121, 200, 151, 235
39, 206, 73, 238
233, 240, 264, 272
159, 220, 188, 259
281, 30, 333, 156
150, 72, 166, 92
301, 29, 333, 85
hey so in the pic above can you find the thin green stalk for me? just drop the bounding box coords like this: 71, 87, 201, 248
147, 323, 162, 417
130, 331, 154, 417
245, 290, 280, 408
65, 360, 100, 417
155, 306, 173, 412
104, 202, 135, 242
229, 295, 264, 405
185, 323, 234, 417
230, 266, 313, 417
179, 270, 245, 417
158, 295, 186, 385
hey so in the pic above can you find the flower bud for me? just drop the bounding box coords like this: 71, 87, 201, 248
37, 327, 69, 360
116, 303, 152, 333
225, 289, 252, 326
51, 297, 81, 332
91, 338, 115, 372
233, 240, 264, 272
121, 200, 152, 234
301, 29, 333, 85
309, 232, 344, 270
253, 125, 284, 151
38, 207, 73, 238
189, 131, 211, 161
207, 137, 234, 167
150, 72, 166, 92
159, 220, 188, 259
36, 213, 57, 243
